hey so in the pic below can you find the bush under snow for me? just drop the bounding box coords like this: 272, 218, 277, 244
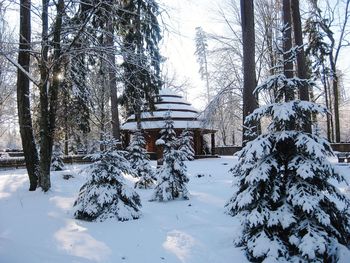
74, 143, 141, 222
151, 111, 189, 201
127, 129, 155, 189
226, 47, 350, 262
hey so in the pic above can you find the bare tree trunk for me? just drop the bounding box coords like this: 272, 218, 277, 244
282, 0, 294, 102
64, 89, 69, 155
281, 0, 296, 135
107, 19, 121, 142
39, 0, 64, 191
321, 63, 332, 141
241, 0, 258, 144
329, 56, 340, 142
291, 0, 311, 133
17, 0, 40, 191
38, 0, 50, 191
203, 43, 210, 105
64, 128, 69, 155
99, 77, 106, 151
326, 75, 335, 141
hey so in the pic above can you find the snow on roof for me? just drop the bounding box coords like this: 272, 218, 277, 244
158, 88, 181, 97
158, 96, 190, 104
122, 120, 205, 130
155, 103, 198, 112
127, 111, 199, 120
121, 88, 216, 132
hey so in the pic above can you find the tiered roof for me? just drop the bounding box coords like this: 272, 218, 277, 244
121, 89, 212, 131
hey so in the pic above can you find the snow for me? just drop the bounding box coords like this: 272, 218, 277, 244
122, 120, 205, 130
159, 88, 180, 97
0, 157, 248, 263
158, 96, 191, 104
120, 88, 212, 132
156, 104, 198, 112
1, 158, 349, 263
127, 111, 199, 121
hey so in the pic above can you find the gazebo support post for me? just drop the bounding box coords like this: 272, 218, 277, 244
211, 133, 216, 155
194, 130, 201, 157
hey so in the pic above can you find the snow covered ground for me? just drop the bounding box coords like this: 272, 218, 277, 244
0, 157, 349, 263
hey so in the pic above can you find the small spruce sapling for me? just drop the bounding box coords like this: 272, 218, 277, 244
74, 138, 141, 222
226, 46, 350, 262
51, 143, 65, 171
151, 111, 189, 201
127, 129, 155, 189
178, 129, 195, 161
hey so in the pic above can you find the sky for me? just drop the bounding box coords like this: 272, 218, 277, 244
158, 0, 225, 110
3, 0, 222, 110
4, 0, 349, 110
159, 0, 350, 110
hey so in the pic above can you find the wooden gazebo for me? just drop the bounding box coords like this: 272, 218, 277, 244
120, 89, 217, 160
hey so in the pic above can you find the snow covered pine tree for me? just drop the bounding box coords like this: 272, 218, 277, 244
74, 139, 141, 221
178, 129, 195, 161
127, 129, 155, 189
226, 53, 350, 261
151, 111, 189, 201
50, 144, 65, 171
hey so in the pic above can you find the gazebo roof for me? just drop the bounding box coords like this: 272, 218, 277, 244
120, 88, 215, 132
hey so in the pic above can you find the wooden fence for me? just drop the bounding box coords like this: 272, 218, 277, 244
215, 143, 350, 156
2, 143, 350, 168
0, 154, 92, 169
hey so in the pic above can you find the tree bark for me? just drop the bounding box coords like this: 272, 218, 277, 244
39, 0, 64, 191
17, 0, 40, 191
291, 0, 312, 133
282, 0, 294, 102
330, 56, 340, 142
241, 0, 258, 144
107, 19, 121, 142
39, 0, 50, 191
321, 63, 332, 141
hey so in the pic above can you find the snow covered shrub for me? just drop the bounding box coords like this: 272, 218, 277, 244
178, 129, 195, 161
157, 111, 177, 155
74, 140, 141, 222
151, 148, 189, 201
226, 60, 350, 261
127, 129, 155, 189
51, 144, 65, 171
151, 111, 189, 201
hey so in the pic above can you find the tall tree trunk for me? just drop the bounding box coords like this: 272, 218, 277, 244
321, 63, 332, 141
107, 19, 121, 142
282, 0, 296, 134
329, 55, 340, 142
135, 0, 143, 131
241, 0, 258, 144
99, 72, 106, 151
326, 75, 335, 141
64, 89, 69, 155
39, 0, 50, 191
17, 0, 40, 191
39, 0, 64, 191
201, 36, 210, 105
291, 0, 311, 133
282, 0, 294, 102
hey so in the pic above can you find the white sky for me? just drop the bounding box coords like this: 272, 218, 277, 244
159, 0, 350, 109
4, 0, 349, 110
159, 0, 224, 110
